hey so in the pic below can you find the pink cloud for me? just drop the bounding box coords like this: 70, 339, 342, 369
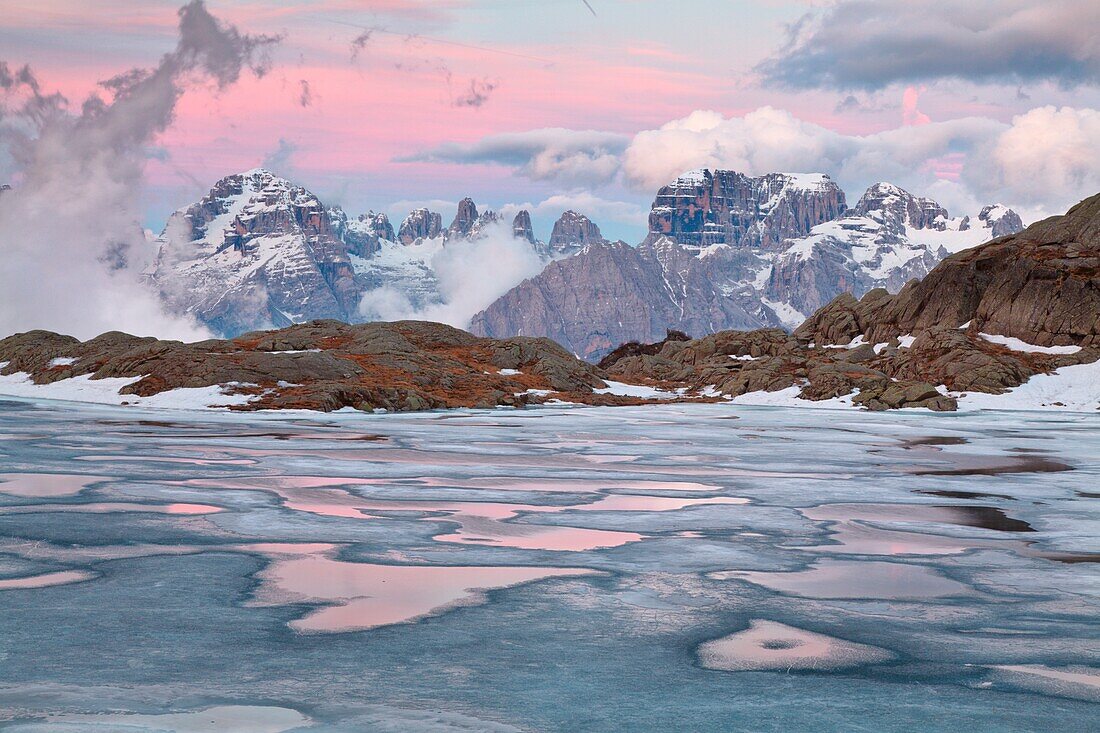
902, 85, 931, 126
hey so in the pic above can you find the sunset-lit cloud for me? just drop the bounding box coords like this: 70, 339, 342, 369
1, 0, 1097, 246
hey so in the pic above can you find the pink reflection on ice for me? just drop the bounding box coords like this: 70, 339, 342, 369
434, 515, 644, 552
0, 569, 97, 590
0, 473, 108, 498
711, 558, 972, 599
697, 619, 895, 671
579, 495, 748, 512
0, 502, 223, 515
246, 545, 597, 633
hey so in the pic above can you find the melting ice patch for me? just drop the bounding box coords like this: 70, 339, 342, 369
697, 620, 895, 672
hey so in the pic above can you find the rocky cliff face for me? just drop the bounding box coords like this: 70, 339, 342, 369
647, 169, 847, 249
470, 238, 779, 359
448, 197, 480, 237
398, 208, 443, 244
512, 210, 536, 244
152, 169, 361, 336
547, 210, 606, 257
330, 208, 395, 258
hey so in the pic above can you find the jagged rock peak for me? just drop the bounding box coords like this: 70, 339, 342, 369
512, 210, 536, 243
449, 197, 479, 237
647, 168, 846, 249
852, 182, 950, 232
979, 204, 1025, 238
548, 210, 604, 257
358, 211, 394, 241
398, 208, 443, 245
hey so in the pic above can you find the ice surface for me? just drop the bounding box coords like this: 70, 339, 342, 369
0, 398, 1096, 730
697, 620, 895, 671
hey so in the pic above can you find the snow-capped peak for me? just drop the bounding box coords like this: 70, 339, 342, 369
779, 172, 832, 191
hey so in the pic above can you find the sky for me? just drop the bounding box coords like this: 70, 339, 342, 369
1, 0, 1099, 243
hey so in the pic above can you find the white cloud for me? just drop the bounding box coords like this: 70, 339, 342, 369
620, 106, 1099, 217
0, 1, 276, 341
969, 106, 1100, 209
498, 192, 647, 226
358, 222, 544, 329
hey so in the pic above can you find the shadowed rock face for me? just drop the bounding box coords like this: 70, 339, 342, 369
469, 240, 779, 360
398, 208, 442, 244
448, 197, 480, 237
512, 210, 536, 244
548, 211, 605, 257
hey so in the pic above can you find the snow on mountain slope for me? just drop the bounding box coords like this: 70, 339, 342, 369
765, 182, 1024, 317
151, 169, 359, 335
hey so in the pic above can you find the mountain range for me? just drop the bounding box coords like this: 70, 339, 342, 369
147, 167, 1022, 359
5, 191, 1094, 414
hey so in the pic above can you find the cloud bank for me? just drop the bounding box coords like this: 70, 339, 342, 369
358, 222, 544, 329
756, 0, 1100, 90
400, 128, 629, 185
409, 105, 1100, 219
0, 1, 277, 340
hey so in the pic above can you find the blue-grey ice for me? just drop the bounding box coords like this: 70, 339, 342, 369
0, 397, 1096, 731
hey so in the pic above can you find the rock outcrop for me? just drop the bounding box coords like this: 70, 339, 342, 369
398, 208, 443, 244
512, 210, 536, 244
0, 321, 619, 412
841, 192, 1100, 349
448, 197, 480, 238
547, 210, 605, 257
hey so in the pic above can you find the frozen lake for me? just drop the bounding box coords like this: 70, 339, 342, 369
0, 397, 1097, 731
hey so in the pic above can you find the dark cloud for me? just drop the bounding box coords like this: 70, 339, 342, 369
452, 77, 497, 108
298, 79, 313, 107
399, 128, 628, 184
350, 30, 373, 60
757, 0, 1100, 90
